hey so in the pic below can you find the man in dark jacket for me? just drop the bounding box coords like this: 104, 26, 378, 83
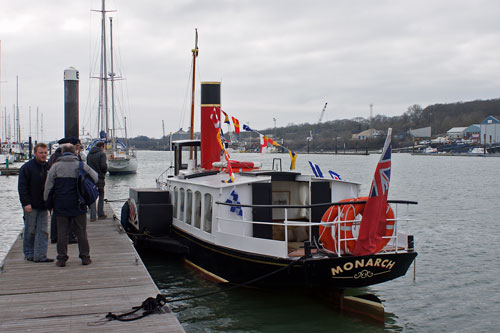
48, 137, 79, 243
86, 141, 107, 221
44, 144, 98, 267
18, 143, 53, 262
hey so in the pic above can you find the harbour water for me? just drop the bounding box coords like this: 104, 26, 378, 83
2, 151, 499, 332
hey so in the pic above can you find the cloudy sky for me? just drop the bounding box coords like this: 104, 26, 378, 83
1, 0, 500, 141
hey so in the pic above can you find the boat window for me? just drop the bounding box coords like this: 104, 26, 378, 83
186, 189, 193, 225
179, 188, 185, 221
194, 191, 202, 229
173, 187, 178, 218
203, 193, 212, 233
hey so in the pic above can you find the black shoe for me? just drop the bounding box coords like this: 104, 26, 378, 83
25, 257, 34, 261
56, 261, 66, 267
82, 258, 92, 265
34, 258, 55, 263
51, 240, 57, 244
69, 239, 78, 244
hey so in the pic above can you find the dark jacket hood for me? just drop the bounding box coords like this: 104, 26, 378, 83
89, 147, 102, 154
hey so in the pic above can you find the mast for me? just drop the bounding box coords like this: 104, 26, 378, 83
98, 0, 109, 140
109, 16, 116, 149
16, 76, 20, 143
11, 105, 14, 140
190, 28, 198, 159
0, 40, 2, 143
124, 116, 129, 148
40, 112, 43, 142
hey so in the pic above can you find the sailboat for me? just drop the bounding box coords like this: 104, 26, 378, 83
91, 0, 137, 175
121, 34, 418, 299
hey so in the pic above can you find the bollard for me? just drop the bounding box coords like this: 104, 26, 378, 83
304, 240, 312, 258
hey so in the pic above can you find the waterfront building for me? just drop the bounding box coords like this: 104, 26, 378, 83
479, 116, 500, 144
464, 124, 480, 142
446, 127, 467, 140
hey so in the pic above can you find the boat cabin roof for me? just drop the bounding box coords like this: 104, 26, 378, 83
172, 139, 201, 147
172, 171, 271, 188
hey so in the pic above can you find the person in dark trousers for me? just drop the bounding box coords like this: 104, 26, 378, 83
44, 143, 98, 267
18, 143, 54, 263
48, 137, 79, 244
86, 141, 107, 221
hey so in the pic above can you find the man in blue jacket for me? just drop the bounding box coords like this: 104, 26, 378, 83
18, 142, 53, 262
44, 143, 98, 267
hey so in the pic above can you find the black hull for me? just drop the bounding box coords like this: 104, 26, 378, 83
164, 227, 417, 290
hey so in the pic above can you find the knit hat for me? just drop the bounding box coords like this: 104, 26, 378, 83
58, 137, 81, 145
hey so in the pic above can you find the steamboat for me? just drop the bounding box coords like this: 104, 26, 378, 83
122, 81, 417, 292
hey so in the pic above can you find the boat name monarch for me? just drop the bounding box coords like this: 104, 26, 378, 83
331, 258, 396, 277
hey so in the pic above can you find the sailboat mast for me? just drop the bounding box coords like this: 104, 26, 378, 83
16, 76, 20, 143
190, 29, 198, 159
0, 40, 2, 143
124, 116, 128, 147
29, 106, 31, 138
40, 112, 43, 142
36, 107, 39, 143
98, 0, 109, 140
109, 16, 116, 149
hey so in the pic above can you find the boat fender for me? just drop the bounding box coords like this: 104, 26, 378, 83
120, 200, 130, 231
128, 198, 138, 231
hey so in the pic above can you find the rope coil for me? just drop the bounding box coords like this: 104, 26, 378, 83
105, 294, 168, 322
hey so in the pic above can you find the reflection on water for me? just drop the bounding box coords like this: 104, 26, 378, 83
141, 250, 391, 333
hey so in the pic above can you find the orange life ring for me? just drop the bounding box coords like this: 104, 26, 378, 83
377, 205, 395, 252
319, 197, 395, 254
220, 160, 261, 174
318, 198, 356, 253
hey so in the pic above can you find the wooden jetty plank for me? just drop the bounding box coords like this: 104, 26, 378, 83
0, 203, 184, 332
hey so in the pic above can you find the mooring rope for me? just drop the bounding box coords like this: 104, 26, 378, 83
100, 257, 302, 323
104, 198, 128, 203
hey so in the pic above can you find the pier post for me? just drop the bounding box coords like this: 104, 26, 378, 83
28, 136, 32, 159
64, 67, 79, 138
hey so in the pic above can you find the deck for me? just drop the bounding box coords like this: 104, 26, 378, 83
0, 203, 184, 332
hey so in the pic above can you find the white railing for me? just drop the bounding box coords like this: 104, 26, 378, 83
156, 166, 175, 190
215, 201, 415, 258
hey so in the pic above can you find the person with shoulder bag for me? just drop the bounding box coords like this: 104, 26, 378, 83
44, 143, 98, 267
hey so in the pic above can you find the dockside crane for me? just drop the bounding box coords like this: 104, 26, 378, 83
318, 102, 328, 123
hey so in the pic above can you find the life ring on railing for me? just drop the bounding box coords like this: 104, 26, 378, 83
212, 160, 262, 173
377, 204, 395, 252
319, 197, 366, 253
319, 197, 395, 254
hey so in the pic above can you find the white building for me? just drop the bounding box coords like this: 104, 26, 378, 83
480, 115, 500, 144
351, 129, 384, 140
446, 127, 467, 139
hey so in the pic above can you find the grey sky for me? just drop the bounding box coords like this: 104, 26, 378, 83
1, 0, 500, 141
